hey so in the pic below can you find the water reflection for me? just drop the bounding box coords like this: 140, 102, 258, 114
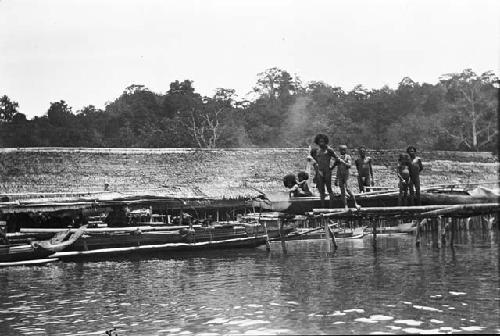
0, 230, 498, 335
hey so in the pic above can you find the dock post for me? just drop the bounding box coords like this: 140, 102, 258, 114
450, 217, 455, 247
259, 214, 271, 252
327, 220, 338, 250
431, 217, 438, 248
279, 218, 287, 253
323, 215, 331, 253
415, 218, 424, 247
372, 217, 377, 249
439, 216, 446, 247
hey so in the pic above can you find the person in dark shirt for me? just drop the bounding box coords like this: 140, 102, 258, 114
407, 146, 424, 205
354, 146, 374, 192
307, 134, 338, 208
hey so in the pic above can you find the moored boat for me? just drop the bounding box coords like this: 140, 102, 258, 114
0, 243, 53, 263
51, 235, 269, 261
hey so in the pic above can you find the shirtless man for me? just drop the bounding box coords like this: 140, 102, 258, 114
333, 145, 361, 209
354, 146, 374, 192
407, 146, 423, 206
307, 134, 338, 208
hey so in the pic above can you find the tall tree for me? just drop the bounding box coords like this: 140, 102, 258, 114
0, 95, 20, 123
439, 69, 498, 151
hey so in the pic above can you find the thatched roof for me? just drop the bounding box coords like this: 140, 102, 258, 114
0, 148, 497, 205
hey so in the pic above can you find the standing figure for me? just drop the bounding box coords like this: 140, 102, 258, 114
354, 146, 374, 192
333, 145, 361, 209
407, 146, 423, 205
397, 153, 411, 206
307, 134, 338, 208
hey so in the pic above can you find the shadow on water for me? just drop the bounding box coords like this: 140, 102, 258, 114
0, 231, 498, 335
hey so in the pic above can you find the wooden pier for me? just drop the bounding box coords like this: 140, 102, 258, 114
311, 203, 499, 248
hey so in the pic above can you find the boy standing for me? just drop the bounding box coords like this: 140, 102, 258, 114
333, 145, 361, 209
397, 153, 411, 206
307, 134, 338, 208
407, 146, 423, 206
354, 146, 374, 192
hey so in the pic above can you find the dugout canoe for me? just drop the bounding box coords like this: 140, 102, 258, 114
51, 235, 269, 261
253, 191, 498, 215
0, 258, 58, 268
0, 243, 53, 263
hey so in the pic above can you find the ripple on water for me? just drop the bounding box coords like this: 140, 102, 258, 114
394, 319, 423, 326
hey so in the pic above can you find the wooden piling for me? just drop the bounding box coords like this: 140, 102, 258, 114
259, 213, 271, 252
450, 218, 456, 246
323, 215, 331, 253
372, 217, 377, 248
440, 217, 447, 246
415, 218, 425, 247
430, 218, 438, 248
279, 218, 287, 253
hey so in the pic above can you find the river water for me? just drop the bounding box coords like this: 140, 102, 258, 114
0, 231, 499, 335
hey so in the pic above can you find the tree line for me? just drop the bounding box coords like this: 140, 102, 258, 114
0, 68, 497, 151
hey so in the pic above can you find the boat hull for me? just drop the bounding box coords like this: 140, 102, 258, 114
255, 192, 498, 214
0, 244, 53, 263
52, 236, 268, 261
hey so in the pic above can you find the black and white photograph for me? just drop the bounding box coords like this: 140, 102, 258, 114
0, 0, 499, 335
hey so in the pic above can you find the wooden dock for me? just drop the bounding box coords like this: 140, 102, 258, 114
312, 203, 499, 248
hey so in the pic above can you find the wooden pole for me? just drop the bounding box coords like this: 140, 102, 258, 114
279, 218, 287, 253
415, 218, 424, 247
327, 222, 338, 250
450, 217, 456, 247
431, 218, 438, 248
372, 217, 377, 249
323, 215, 331, 253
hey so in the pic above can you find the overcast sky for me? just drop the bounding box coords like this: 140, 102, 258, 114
0, 0, 498, 118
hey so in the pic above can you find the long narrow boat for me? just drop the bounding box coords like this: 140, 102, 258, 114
51, 235, 268, 261
253, 190, 498, 214
19, 222, 274, 253
0, 243, 53, 263
0, 258, 58, 267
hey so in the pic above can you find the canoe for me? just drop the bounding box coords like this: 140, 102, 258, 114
253, 190, 498, 215
0, 258, 58, 268
51, 235, 269, 261
283, 226, 364, 241
397, 222, 417, 233
0, 244, 53, 263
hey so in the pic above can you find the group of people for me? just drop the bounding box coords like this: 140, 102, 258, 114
284, 133, 423, 209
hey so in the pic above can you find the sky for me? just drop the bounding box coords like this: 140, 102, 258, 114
0, 0, 499, 118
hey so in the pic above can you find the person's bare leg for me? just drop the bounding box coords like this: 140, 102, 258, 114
325, 182, 335, 208
318, 176, 326, 208
339, 180, 347, 209
346, 186, 361, 209
414, 177, 421, 205
408, 182, 415, 206
398, 184, 403, 206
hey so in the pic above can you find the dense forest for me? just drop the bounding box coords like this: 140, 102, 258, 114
0, 68, 498, 151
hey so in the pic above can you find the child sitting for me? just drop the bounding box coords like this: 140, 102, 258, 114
283, 172, 313, 197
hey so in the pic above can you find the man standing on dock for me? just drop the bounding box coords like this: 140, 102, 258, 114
333, 145, 361, 209
407, 146, 423, 205
355, 146, 374, 192
307, 134, 338, 208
